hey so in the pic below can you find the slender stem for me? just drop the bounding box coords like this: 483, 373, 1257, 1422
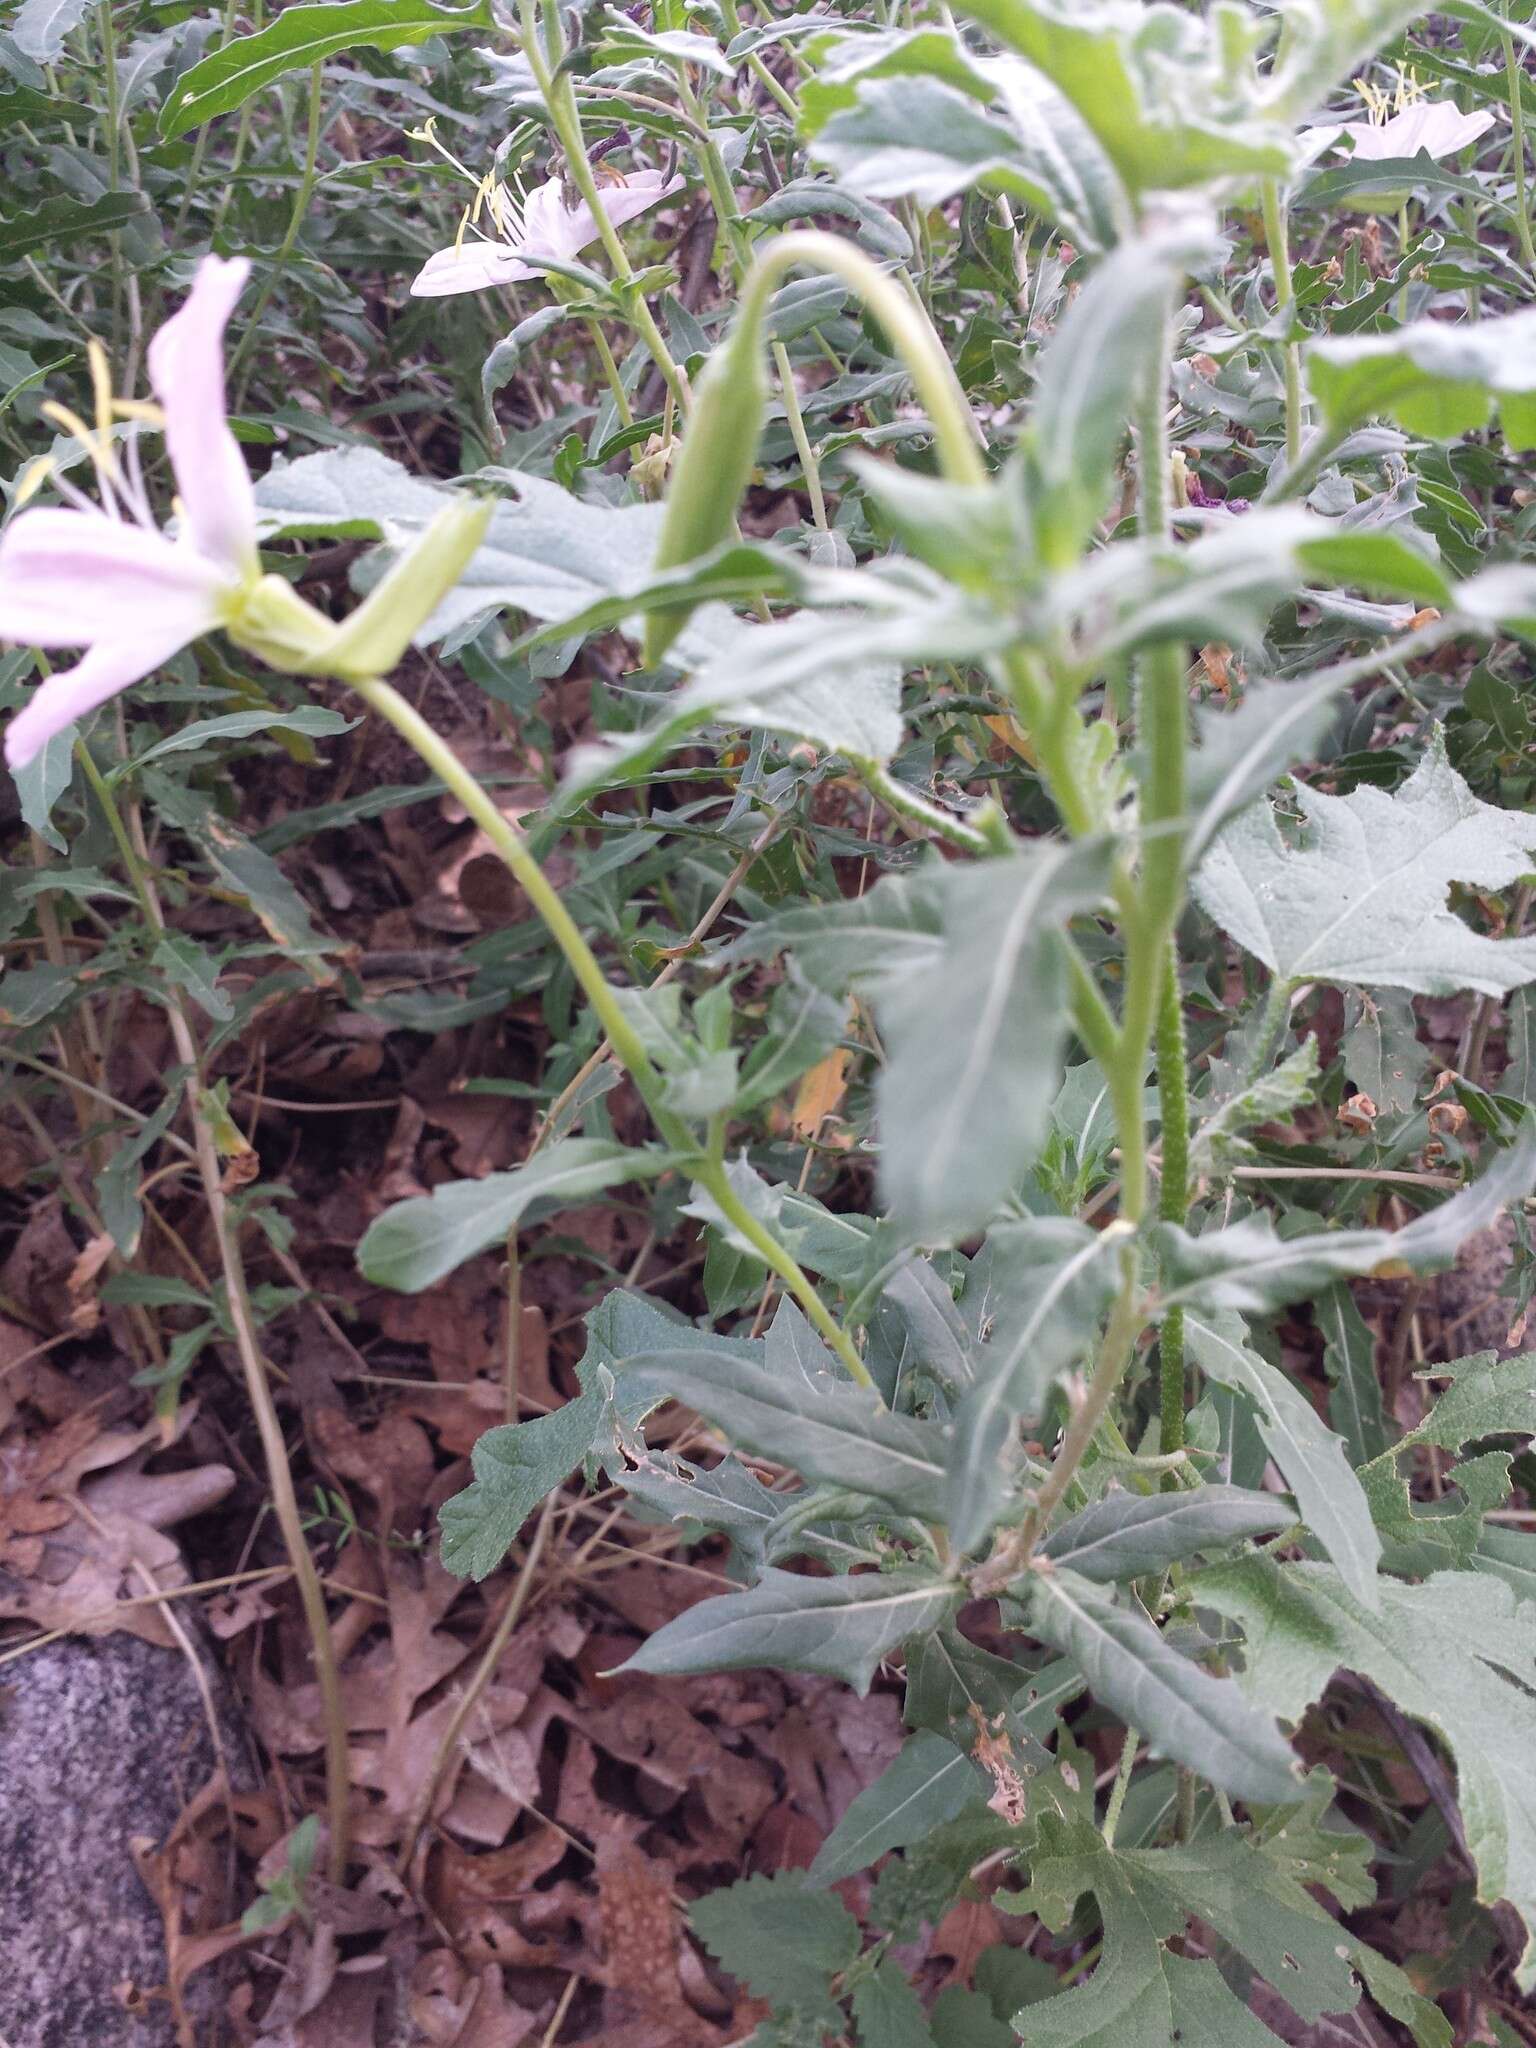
76, 742, 351, 1882
694, 1159, 873, 1388
1260, 177, 1303, 468
1102, 1724, 1140, 1846
585, 315, 633, 431
229, 62, 325, 402
772, 339, 828, 531
1507, 26, 1536, 275
343, 674, 692, 1152
1022, 1244, 1145, 1551
1119, 299, 1188, 1227
1155, 943, 1189, 1463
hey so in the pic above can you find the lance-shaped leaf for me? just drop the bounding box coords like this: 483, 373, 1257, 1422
947, 1220, 1122, 1552
875, 842, 1117, 1241
1025, 1569, 1301, 1805
623, 1346, 951, 1521
1306, 307, 1536, 451
1316, 1282, 1393, 1466
1157, 1121, 1536, 1315
357, 1137, 684, 1292
1198, 1555, 1536, 1993
808, 1730, 987, 1887
159, 0, 493, 135
1193, 728, 1536, 997
1189, 1036, 1320, 1175
617, 1566, 958, 1693
1041, 1484, 1294, 1585
1183, 1311, 1380, 1610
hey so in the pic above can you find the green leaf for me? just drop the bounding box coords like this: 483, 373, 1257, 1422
439, 1398, 600, 1580
358, 1138, 682, 1292
1194, 727, 1536, 996
1001, 1810, 1357, 2047
735, 970, 847, 1114
809, 62, 1125, 253
617, 1565, 958, 1692
954, 0, 1291, 196
948, 1219, 1122, 1552
852, 1961, 938, 2047
0, 961, 74, 1028
1197, 1556, 1536, 1993
1024, 1570, 1301, 1805
158, 0, 494, 136
1315, 1282, 1392, 1466
0, 192, 152, 262
143, 769, 336, 970
1397, 1348, 1536, 1451
808, 1731, 986, 1887
690, 1870, 859, 2026
1158, 1122, 1536, 1315
10, 717, 75, 853
623, 1345, 952, 1520
1186, 674, 1358, 867
130, 706, 355, 768
12, 0, 92, 62
1040, 1485, 1294, 1584
1189, 1037, 1320, 1175
1307, 307, 1536, 451
151, 935, 233, 1023
1182, 1311, 1381, 1608
1025, 223, 1214, 563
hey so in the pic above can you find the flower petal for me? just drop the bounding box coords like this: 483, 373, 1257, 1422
409, 240, 538, 297
0, 506, 229, 647
517, 170, 684, 268
147, 255, 258, 581
4, 625, 196, 772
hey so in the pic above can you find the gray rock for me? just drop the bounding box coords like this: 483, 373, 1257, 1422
0, 1630, 244, 2048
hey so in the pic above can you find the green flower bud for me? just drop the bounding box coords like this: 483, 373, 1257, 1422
643, 312, 768, 668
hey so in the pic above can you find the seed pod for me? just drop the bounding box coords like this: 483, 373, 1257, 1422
643, 312, 767, 668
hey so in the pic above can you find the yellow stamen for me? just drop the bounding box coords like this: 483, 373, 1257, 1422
453, 201, 472, 256
42, 397, 127, 495
112, 398, 165, 425
87, 338, 114, 443
14, 456, 53, 508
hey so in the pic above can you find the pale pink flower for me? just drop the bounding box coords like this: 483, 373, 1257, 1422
0, 255, 258, 772
1302, 101, 1498, 164
411, 168, 683, 297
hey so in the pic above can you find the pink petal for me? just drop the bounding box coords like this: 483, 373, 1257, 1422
410, 240, 538, 297
147, 255, 258, 581
4, 624, 196, 771
0, 506, 229, 647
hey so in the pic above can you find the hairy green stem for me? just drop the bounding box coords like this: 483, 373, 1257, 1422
694, 1160, 873, 1388
1155, 943, 1189, 1462
1507, 25, 1536, 275
344, 675, 687, 1148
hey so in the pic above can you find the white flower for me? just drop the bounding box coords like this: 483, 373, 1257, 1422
1301, 100, 1498, 164
411, 169, 683, 298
